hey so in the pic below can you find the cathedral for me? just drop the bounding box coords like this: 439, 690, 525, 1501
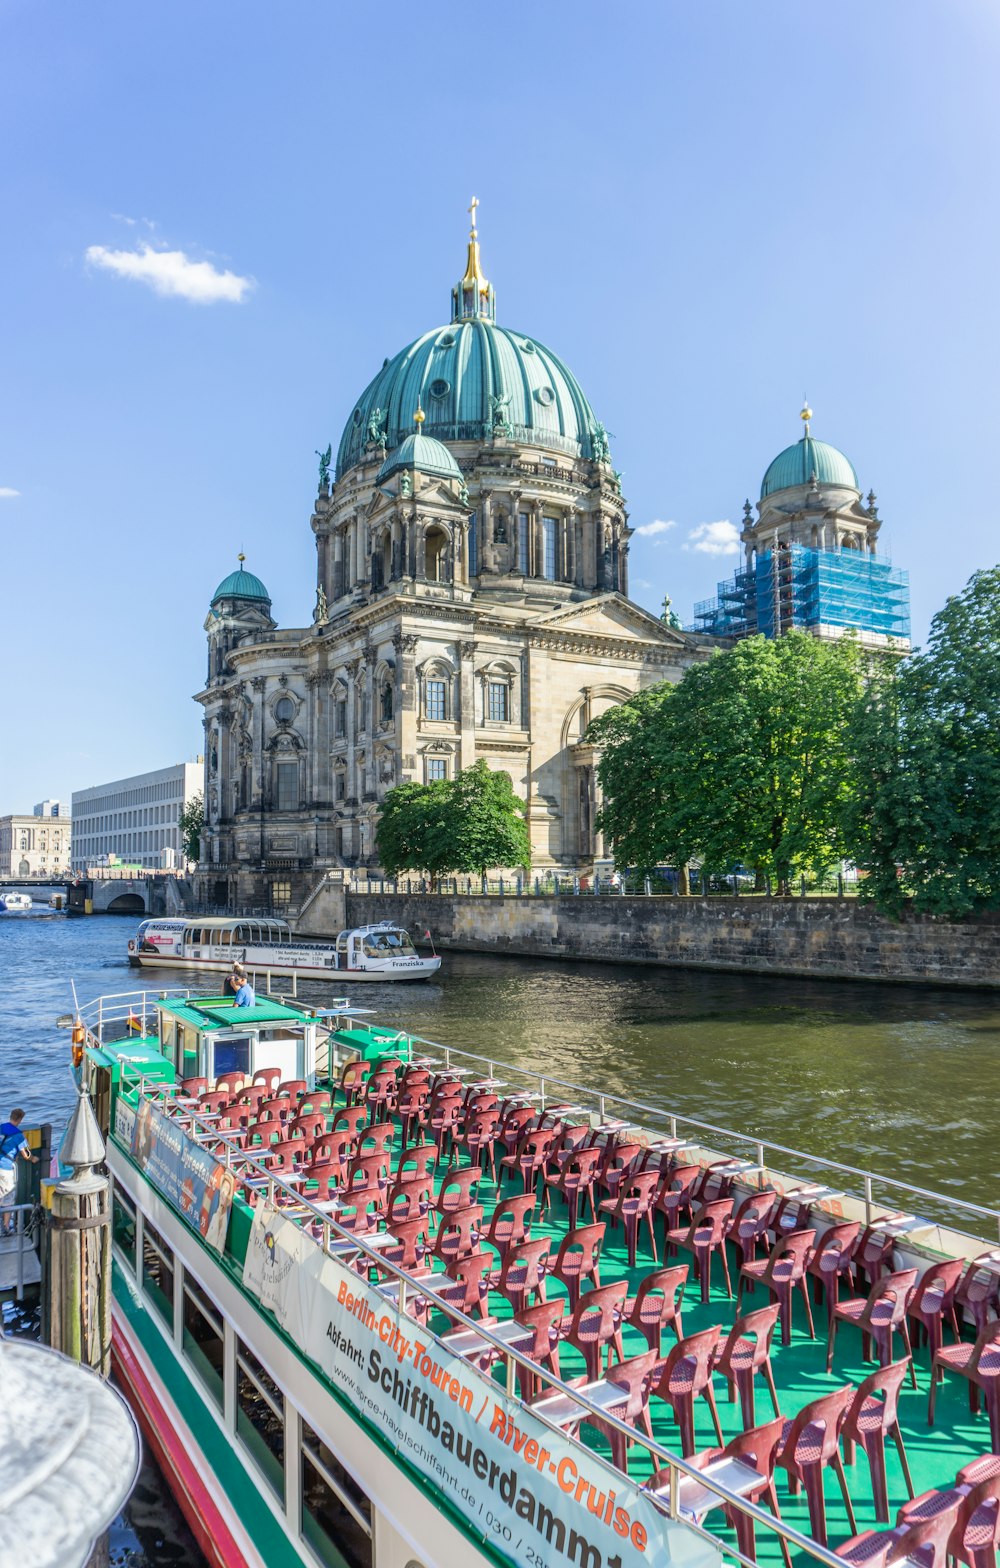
194, 209, 908, 909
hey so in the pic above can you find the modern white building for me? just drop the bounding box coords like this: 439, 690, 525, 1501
71, 761, 203, 872
0, 814, 72, 878
33, 799, 63, 817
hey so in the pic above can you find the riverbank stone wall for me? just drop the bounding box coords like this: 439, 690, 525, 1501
314, 891, 1000, 988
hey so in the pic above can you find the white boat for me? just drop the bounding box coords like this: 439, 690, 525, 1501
0, 891, 33, 912
127, 915, 442, 982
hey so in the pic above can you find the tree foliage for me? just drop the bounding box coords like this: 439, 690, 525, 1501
590, 631, 864, 886
178, 792, 204, 864
850, 567, 1000, 916
376, 760, 530, 880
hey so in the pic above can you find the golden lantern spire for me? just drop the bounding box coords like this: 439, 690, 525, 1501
414, 400, 426, 428
452, 195, 496, 322
800, 398, 813, 437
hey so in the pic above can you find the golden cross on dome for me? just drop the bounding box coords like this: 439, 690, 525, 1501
468, 195, 479, 235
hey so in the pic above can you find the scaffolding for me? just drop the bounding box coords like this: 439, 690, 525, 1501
691, 545, 910, 644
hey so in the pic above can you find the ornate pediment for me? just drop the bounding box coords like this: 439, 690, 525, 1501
528, 594, 691, 647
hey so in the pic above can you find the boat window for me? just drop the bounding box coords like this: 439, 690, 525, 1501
142, 1217, 175, 1325
180, 1025, 200, 1081
160, 1018, 178, 1070
112, 1181, 137, 1271
218, 927, 231, 947
213, 1035, 251, 1080
301, 1418, 373, 1568
182, 1270, 223, 1408
234, 924, 250, 943
383, 929, 415, 956
336, 933, 349, 956
236, 1339, 285, 1501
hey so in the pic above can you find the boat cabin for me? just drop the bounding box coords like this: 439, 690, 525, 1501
156, 994, 321, 1086
335, 923, 418, 969
134, 917, 292, 960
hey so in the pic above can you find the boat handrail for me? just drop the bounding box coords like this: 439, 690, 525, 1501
329, 1030, 1000, 1241
118, 1075, 846, 1568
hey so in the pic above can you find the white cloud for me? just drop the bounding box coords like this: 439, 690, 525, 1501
85, 241, 254, 304
0, 487, 20, 498
633, 518, 676, 538
684, 520, 741, 556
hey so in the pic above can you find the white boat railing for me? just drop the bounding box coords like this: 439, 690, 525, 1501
323, 1031, 1000, 1245
116, 1071, 848, 1568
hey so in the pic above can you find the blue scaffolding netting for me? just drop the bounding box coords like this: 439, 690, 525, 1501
690, 546, 910, 641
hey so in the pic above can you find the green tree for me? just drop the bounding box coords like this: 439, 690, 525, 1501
849, 566, 1000, 916
178, 792, 204, 863
376, 761, 530, 881
590, 631, 864, 888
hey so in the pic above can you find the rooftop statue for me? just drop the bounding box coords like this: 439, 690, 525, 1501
490, 390, 512, 437
314, 444, 332, 490
591, 421, 611, 463
367, 407, 387, 448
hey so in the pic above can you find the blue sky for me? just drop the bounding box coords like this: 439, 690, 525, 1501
3, 1, 999, 812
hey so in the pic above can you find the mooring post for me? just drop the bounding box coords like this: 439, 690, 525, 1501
43, 1091, 112, 1378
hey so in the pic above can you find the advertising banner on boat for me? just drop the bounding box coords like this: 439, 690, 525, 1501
244, 1206, 719, 1568
131, 1097, 237, 1254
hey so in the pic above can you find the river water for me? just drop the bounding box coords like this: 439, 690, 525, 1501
1, 907, 998, 1561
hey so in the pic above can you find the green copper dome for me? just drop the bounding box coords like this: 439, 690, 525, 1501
761, 435, 859, 499
211, 564, 271, 608
377, 431, 464, 486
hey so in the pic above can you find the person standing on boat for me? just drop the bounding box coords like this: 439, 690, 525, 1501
232, 965, 255, 1008
0, 1109, 38, 1235
225, 962, 242, 997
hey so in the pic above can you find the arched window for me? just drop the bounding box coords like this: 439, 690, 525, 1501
380, 681, 394, 723
425, 527, 450, 584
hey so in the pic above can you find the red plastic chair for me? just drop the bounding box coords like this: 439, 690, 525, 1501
435, 1166, 481, 1223
428, 1249, 495, 1323
430, 1100, 463, 1170
364, 1068, 399, 1124
544, 1147, 602, 1230
386, 1175, 434, 1225
714, 1302, 782, 1429
949, 1474, 1000, 1568
337, 1060, 370, 1106
490, 1236, 551, 1315
591, 1349, 660, 1471
245, 1115, 282, 1150
906, 1257, 964, 1372
667, 1198, 735, 1304
738, 1229, 817, 1346
563, 1281, 627, 1379
301, 1161, 343, 1208
264, 1138, 304, 1176
396, 1141, 436, 1182
252, 1067, 281, 1094
327, 1104, 365, 1142
776, 1383, 858, 1546
854, 1223, 897, 1290
308, 1132, 353, 1178
396, 1084, 429, 1149
828, 1268, 919, 1383
841, 1360, 915, 1523
599, 1170, 660, 1268
289, 1111, 326, 1145
432, 1205, 485, 1269
462, 1111, 500, 1182
357, 1121, 395, 1156
646, 1417, 790, 1568
650, 1325, 724, 1458
501, 1129, 557, 1195
497, 1104, 536, 1160
181, 1076, 209, 1097
956, 1257, 1000, 1337
198, 1090, 232, 1115
278, 1079, 307, 1102
297, 1089, 332, 1117
379, 1216, 431, 1274
595, 1141, 642, 1205
259, 1095, 293, 1126
550, 1224, 605, 1311
836, 1513, 958, 1568
808, 1221, 862, 1327
512, 1300, 566, 1398
729, 1189, 779, 1275
929, 1318, 1000, 1452
623, 1265, 688, 1355
214, 1072, 246, 1098
476, 1189, 531, 1258
656, 1164, 702, 1238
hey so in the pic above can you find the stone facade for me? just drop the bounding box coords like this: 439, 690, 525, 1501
195, 223, 714, 909
0, 813, 72, 878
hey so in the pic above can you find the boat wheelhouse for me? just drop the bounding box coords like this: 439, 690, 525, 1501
1, 891, 33, 912
74, 987, 1000, 1568
128, 916, 441, 983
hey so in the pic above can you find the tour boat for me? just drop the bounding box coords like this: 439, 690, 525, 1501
70, 984, 1000, 1568
0, 891, 33, 912
127, 916, 442, 983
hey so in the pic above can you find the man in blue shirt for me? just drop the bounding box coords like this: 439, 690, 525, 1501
0, 1109, 38, 1235
232, 965, 255, 1008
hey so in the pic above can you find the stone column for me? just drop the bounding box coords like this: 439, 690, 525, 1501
459, 639, 477, 768
251, 676, 267, 810
216, 705, 232, 823
395, 633, 419, 783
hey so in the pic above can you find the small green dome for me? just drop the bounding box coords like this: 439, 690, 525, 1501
761, 435, 859, 499
211, 564, 271, 608
377, 431, 464, 486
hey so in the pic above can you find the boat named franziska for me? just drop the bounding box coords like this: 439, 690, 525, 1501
127, 915, 441, 982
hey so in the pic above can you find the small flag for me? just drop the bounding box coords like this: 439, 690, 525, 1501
127, 1011, 142, 1035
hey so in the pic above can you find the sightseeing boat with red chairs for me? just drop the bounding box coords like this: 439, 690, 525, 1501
69, 983, 1000, 1568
